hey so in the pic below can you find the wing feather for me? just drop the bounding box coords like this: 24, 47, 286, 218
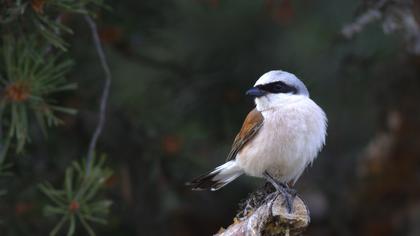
226, 108, 264, 161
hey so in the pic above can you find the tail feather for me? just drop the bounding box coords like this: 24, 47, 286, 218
187, 161, 243, 191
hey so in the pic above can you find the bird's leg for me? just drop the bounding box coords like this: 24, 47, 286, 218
285, 185, 297, 197
263, 171, 296, 213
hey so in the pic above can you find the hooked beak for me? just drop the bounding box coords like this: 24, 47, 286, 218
246, 87, 266, 98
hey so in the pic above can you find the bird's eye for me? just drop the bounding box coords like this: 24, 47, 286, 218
258, 81, 297, 94
274, 83, 284, 91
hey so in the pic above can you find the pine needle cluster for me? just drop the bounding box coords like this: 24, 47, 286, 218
1, 1, 112, 235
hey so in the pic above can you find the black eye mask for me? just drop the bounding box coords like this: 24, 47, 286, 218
256, 81, 297, 94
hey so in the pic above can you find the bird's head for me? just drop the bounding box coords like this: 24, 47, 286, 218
246, 70, 309, 111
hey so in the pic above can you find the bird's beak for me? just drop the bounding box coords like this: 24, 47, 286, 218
246, 87, 266, 97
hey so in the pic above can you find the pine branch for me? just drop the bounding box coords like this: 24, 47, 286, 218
40, 155, 113, 236
2, 3, 113, 235
83, 15, 112, 176
0, 36, 76, 154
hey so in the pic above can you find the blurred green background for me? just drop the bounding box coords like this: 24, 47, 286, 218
3, 0, 420, 235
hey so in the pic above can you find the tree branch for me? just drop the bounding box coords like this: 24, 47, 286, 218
341, 0, 388, 39
341, 0, 420, 54
84, 15, 112, 175
215, 185, 310, 236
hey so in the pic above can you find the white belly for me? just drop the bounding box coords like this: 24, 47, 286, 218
236, 98, 327, 184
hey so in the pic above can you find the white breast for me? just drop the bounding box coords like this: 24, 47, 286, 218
236, 96, 327, 184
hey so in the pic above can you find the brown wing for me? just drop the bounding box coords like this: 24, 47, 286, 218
226, 108, 264, 162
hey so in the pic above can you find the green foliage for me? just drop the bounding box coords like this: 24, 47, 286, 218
0, 36, 77, 154
0, 0, 27, 24
0, 162, 12, 197
0, 1, 112, 236
1, 0, 107, 50
32, 0, 107, 50
40, 155, 112, 236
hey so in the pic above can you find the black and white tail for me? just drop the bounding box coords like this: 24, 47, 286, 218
187, 161, 243, 191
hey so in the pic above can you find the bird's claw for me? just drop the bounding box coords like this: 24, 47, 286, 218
286, 188, 297, 197
265, 188, 295, 214
282, 191, 294, 213
263, 172, 296, 213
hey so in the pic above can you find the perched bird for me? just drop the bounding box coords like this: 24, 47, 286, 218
187, 70, 327, 212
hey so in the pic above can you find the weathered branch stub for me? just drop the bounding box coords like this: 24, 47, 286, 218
215, 184, 310, 236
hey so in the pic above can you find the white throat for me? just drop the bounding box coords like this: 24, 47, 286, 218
254, 93, 308, 112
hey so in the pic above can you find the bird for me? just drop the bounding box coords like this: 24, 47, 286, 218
186, 70, 327, 212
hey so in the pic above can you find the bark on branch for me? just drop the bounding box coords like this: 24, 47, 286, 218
215, 185, 310, 236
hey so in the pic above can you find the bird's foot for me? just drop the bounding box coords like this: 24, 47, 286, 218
281, 189, 295, 214
263, 172, 296, 213
264, 189, 295, 214
285, 187, 297, 197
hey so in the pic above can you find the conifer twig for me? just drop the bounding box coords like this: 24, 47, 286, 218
84, 15, 111, 175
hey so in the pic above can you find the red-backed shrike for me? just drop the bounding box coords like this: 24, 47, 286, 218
187, 70, 327, 212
